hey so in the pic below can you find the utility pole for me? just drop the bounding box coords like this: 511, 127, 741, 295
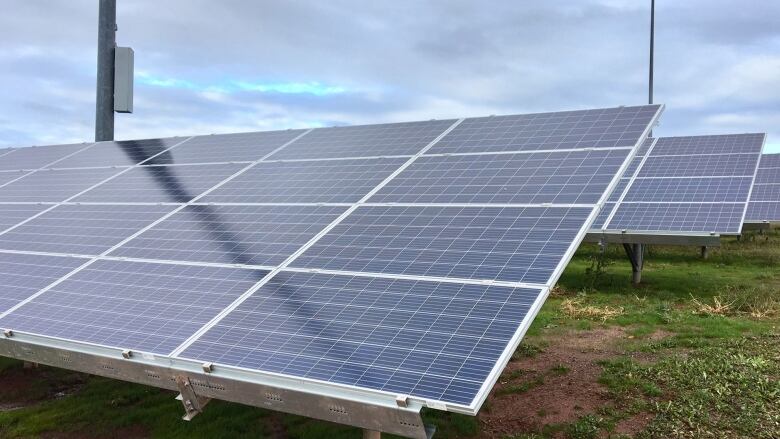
95, 0, 117, 142
648, 0, 655, 105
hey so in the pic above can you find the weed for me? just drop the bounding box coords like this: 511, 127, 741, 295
561, 298, 624, 322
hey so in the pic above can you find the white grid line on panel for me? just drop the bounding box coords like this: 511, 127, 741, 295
0, 143, 97, 191
169, 118, 467, 357
0, 137, 193, 237
469, 103, 663, 412
739, 133, 768, 229
0, 130, 312, 321
601, 138, 659, 230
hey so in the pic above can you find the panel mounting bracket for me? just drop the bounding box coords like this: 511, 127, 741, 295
175, 375, 212, 421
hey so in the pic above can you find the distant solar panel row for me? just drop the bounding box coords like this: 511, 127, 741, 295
594, 134, 765, 234
745, 153, 780, 222
0, 105, 662, 410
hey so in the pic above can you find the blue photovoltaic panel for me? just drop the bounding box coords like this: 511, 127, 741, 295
0, 204, 50, 231
649, 134, 765, 156
0, 171, 26, 187
51, 137, 187, 169
591, 203, 615, 229
623, 177, 753, 203
607, 179, 630, 202
111, 204, 348, 266
0, 168, 122, 203
369, 149, 630, 204
202, 158, 407, 204
600, 134, 765, 234
638, 153, 758, 178
74, 164, 244, 203
0, 143, 91, 171
426, 105, 660, 155
0, 253, 84, 314
607, 203, 746, 232
269, 120, 455, 160
163, 130, 307, 164
292, 205, 593, 284
0, 260, 269, 355
180, 271, 542, 405
0, 204, 175, 256
746, 154, 780, 222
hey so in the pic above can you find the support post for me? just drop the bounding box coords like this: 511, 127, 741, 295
363, 430, 382, 439
95, 0, 117, 142
700, 246, 709, 259
623, 243, 644, 286
175, 375, 211, 421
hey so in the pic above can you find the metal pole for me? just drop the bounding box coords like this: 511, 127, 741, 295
701, 246, 708, 259
363, 430, 381, 439
95, 0, 117, 142
648, 0, 655, 105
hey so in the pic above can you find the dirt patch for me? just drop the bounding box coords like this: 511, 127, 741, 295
0, 362, 87, 411
614, 411, 654, 436
478, 327, 626, 437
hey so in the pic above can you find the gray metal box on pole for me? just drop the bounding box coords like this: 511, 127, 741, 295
114, 47, 134, 113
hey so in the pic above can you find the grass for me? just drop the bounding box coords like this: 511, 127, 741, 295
1, 231, 779, 438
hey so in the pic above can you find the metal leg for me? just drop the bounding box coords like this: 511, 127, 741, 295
700, 246, 709, 259
623, 243, 644, 286
23, 361, 39, 369
363, 429, 382, 439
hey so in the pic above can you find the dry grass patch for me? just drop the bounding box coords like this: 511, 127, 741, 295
560, 298, 624, 322
690, 295, 734, 316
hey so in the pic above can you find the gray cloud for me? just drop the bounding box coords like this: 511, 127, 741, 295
0, 0, 778, 151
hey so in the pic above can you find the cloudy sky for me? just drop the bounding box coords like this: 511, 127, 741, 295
1, 0, 778, 152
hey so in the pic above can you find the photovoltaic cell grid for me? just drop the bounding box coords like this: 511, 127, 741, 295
51, 137, 187, 169
0, 105, 662, 411
0, 260, 269, 354
597, 134, 765, 234
0, 253, 84, 314
0, 143, 92, 171
0, 167, 122, 203
746, 153, 780, 222
426, 105, 659, 155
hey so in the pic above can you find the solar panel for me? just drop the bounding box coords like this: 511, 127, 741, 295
0, 168, 122, 202
50, 137, 187, 169
0, 143, 92, 171
202, 158, 408, 204
0, 260, 269, 354
74, 164, 245, 203
268, 120, 455, 160
0, 253, 84, 314
427, 105, 659, 155
110, 204, 348, 266
369, 149, 626, 204
596, 134, 765, 234
0, 105, 662, 422
0, 204, 50, 231
746, 153, 780, 222
163, 130, 307, 164
0, 204, 175, 256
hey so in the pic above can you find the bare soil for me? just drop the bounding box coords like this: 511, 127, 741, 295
0, 362, 87, 412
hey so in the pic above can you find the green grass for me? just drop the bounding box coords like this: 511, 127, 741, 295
1, 231, 779, 438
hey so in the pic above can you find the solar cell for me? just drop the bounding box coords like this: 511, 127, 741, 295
268, 120, 455, 160
0, 253, 84, 314
758, 154, 780, 169
51, 137, 186, 169
202, 158, 407, 204
369, 149, 630, 204
0, 143, 92, 171
164, 130, 307, 164
180, 271, 542, 405
110, 204, 348, 266
0, 168, 123, 203
0, 204, 50, 231
746, 202, 780, 222
0, 260, 269, 354
592, 203, 615, 229
607, 203, 745, 232
426, 105, 660, 155
750, 183, 780, 202
0, 171, 28, 187
755, 167, 780, 184
0, 204, 175, 256
292, 205, 593, 284
74, 164, 244, 203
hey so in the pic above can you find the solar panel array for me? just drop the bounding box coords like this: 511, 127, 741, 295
745, 153, 780, 222
0, 105, 661, 412
593, 134, 765, 234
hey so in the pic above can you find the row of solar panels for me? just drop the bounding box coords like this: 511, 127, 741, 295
0, 104, 774, 421
0, 105, 662, 413
591, 133, 770, 236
